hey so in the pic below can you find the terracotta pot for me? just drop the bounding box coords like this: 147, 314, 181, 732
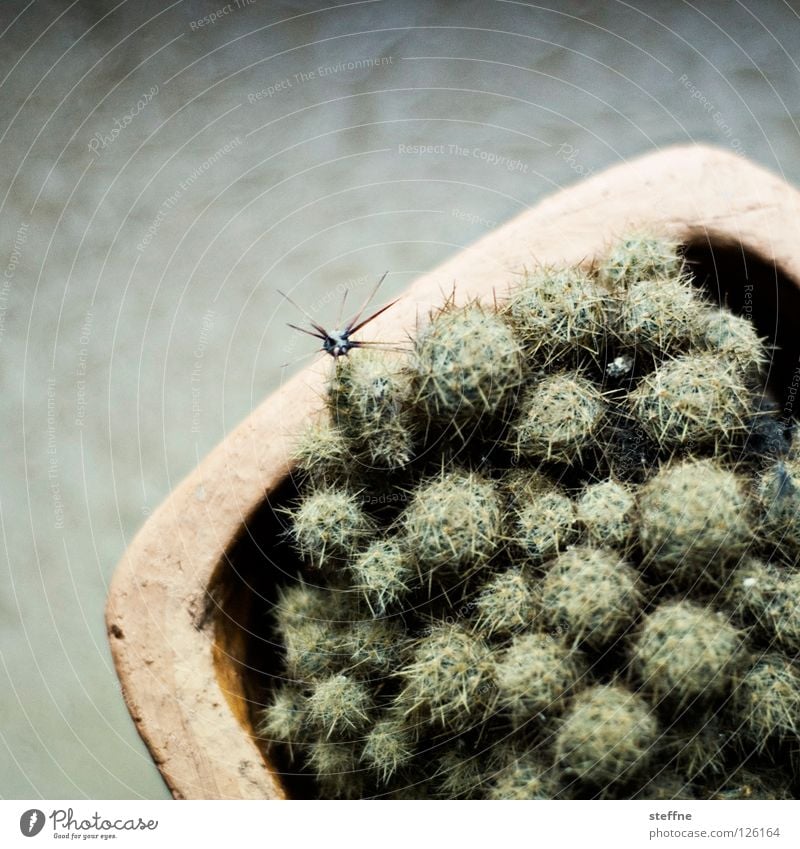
106, 144, 800, 799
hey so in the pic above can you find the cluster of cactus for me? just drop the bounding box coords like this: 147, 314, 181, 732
258, 235, 800, 799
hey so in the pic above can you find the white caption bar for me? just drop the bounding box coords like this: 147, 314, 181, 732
1, 800, 796, 849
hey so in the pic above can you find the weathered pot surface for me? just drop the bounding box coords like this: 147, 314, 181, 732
106, 144, 800, 799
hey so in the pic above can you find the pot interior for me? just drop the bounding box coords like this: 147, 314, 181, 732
211, 239, 800, 798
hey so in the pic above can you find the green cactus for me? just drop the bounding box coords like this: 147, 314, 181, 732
401, 470, 502, 577
410, 299, 522, 432
396, 624, 495, 730
328, 351, 415, 469
292, 419, 352, 486
757, 456, 800, 558
289, 486, 375, 568
512, 372, 606, 465
485, 747, 560, 799
504, 266, 609, 366
494, 632, 585, 723
576, 478, 636, 551
473, 568, 539, 638
507, 486, 579, 564
540, 546, 643, 649
361, 718, 415, 784
262, 235, 800, 799
637, 459, 753, 587
614, 276, 705, 356
349, 539, 416, 615
306, 740, 365, 799
307, 673, 372, 738
694, 307, 769, 377
598, 234, 685, 289
257, 685, 308, 759
555, 684, 659, 786
629, 353, 752, 452
631, 600, 745, 709
433, 742, 486, 799
731, 655, 800, 751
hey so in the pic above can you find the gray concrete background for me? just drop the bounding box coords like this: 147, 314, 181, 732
1, 0, 799, 799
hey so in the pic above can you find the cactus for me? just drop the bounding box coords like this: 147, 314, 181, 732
257, 685, 308, 758
731, 655, 800, 751
307, 673, 372, 738
410, 299, 522, 431
694, 307, 768, 377
540, 546, 642, 649
512, 372, 606, 465
433, 742, 486, 799
631, 600, 745, 709
283, 620, 349, 682
349, 539, 415, 615
494, 632, 585, 723
306, 740, 364, 799
631, 772, 696, 801
555, 684, 659, 786
342, 618, 407, 677
503, 266, 609, 365
328, 352, 415, 469
576, 478, 636, 551
473, 568, 539, 637
659, 717, 731, 782
396, 624, 495, 730
629, 353, 752, 452
614, 276, 705, 356
598, 234, 685, 289
757, 456, 800, 557
707, 768, 794, 800
507, 487, 578, 564
289, 486, 375, 568
401, 470, 502, 577
361, 718, 414, 784
264, 235, 800, 799
292, 419, 352, 487
719, 557, 800, 653
272, 580, 343, 634
485, 748, 560, 799
637, 459, 753, 587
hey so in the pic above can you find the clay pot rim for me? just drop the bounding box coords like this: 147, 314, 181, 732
106, 143, 800, 799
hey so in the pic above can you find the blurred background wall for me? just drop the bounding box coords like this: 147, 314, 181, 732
1, 0, 799, 798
